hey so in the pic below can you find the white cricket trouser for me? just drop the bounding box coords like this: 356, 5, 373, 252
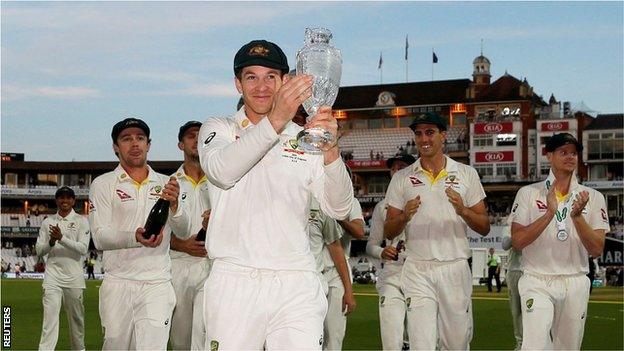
99, 278, 176, 350
376, 272, 407, 351
322, 268, 346, 351
38, 285, 85, 351
518, 273, 590, 350
401, 259, 473, 350
170, 258, 211, 350
204, 260, 327, 350
507, 270, 523, 350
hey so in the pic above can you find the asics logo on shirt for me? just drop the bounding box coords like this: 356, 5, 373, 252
535, 200, 548, 211
115, 189, 133, 201
601, 208, 608, 222
203, 132, 216, 146
409, 176, 424, 186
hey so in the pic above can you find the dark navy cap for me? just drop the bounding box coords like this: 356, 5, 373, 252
386, 154, 416, 169
111, 118, 150, 142
409, 112, 447, 132
234, 40, 289, 75
545, 132, 583, 152
178, 121, 202, 141
55, 186, 75, 199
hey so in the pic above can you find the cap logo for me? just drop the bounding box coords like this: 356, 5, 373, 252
249, 45, 269, 57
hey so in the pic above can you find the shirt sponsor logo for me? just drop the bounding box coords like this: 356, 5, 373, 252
601, 208, 608, 222
203, 132, 216, 146
512, 203, 519, 213
68, 222, 76, 229
526, 298, 534, 312
210, 340, 219, 351
115, 189, 133, 202
409, 175, 424, 186
536, 200, 548, 211
445, 175, 460, 188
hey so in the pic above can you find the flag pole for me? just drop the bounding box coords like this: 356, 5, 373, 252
405, 34, 409, 83
431, 48, 434, 81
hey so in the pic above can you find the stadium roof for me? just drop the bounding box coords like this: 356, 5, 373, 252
474, 73, 547, 105
585, 113, 624, 130
333, 79, 472, 109
333, 74, 547, 110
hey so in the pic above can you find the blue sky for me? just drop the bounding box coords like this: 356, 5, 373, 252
2, 1, 623, 162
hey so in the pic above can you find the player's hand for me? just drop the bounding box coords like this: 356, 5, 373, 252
136, 227, 164, 248
342, 290, 357, 315
571, 191, 590, 218
201, 210, 211, 230
381, 246, 398, 261
445, 187, 466, 216
546, 179, 558, 216
304, 106, 339, 151
160, 177, 180, 214
404, 196, 421, 221
49, 224, 63, 241
178, 235, 208, 257
268, 74, 313, 132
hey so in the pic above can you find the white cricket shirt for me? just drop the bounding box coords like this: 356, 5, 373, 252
366, 198, 406, 283
321, 197, 363, 269
170, 164, 211, 263
308, 198, 343, 273
36, 209, 90, 289
385, 155, 486, 261
88, 165, 191, 281
198, 108, 353, 271
510, 170, 610, 275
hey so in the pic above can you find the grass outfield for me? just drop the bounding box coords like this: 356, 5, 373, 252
1, 279, 622, 350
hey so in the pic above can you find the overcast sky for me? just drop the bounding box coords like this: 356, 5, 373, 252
2, 1, 623, 162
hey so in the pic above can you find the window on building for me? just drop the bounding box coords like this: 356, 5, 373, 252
353, 119, 368, 129
367, 175, 392, 194
37, 174, 58, 186
369, 118, 382, 129
497, 163, 517, 179
398, 116, 411, 128
451, 114, 466, 126
4, 173, 17, 187
473, 135, 493, 147
474, 164, 494, 178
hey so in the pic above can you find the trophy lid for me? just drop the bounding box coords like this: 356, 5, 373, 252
305, 27, 332, 44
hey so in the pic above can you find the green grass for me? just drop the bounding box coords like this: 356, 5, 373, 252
1, 280, 622, 350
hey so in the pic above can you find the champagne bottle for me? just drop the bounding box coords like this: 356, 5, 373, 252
143, 198, 169, 239
393, 240, 405, 261
195, 228, 206, 241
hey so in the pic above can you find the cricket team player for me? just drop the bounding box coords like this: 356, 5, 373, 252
366, 154, 415, 350
510, 132, 609, 350
307, 198, 356, 316
198, 39, 353, 349
322, 196, 364, 350
88, 118, 191, 350
502, 229, 523, 350
36, 186, 90, 351
384, 112, 490, 350
169, 121, 212, 350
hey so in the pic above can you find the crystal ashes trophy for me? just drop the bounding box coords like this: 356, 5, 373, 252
296, 27, 342, 153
